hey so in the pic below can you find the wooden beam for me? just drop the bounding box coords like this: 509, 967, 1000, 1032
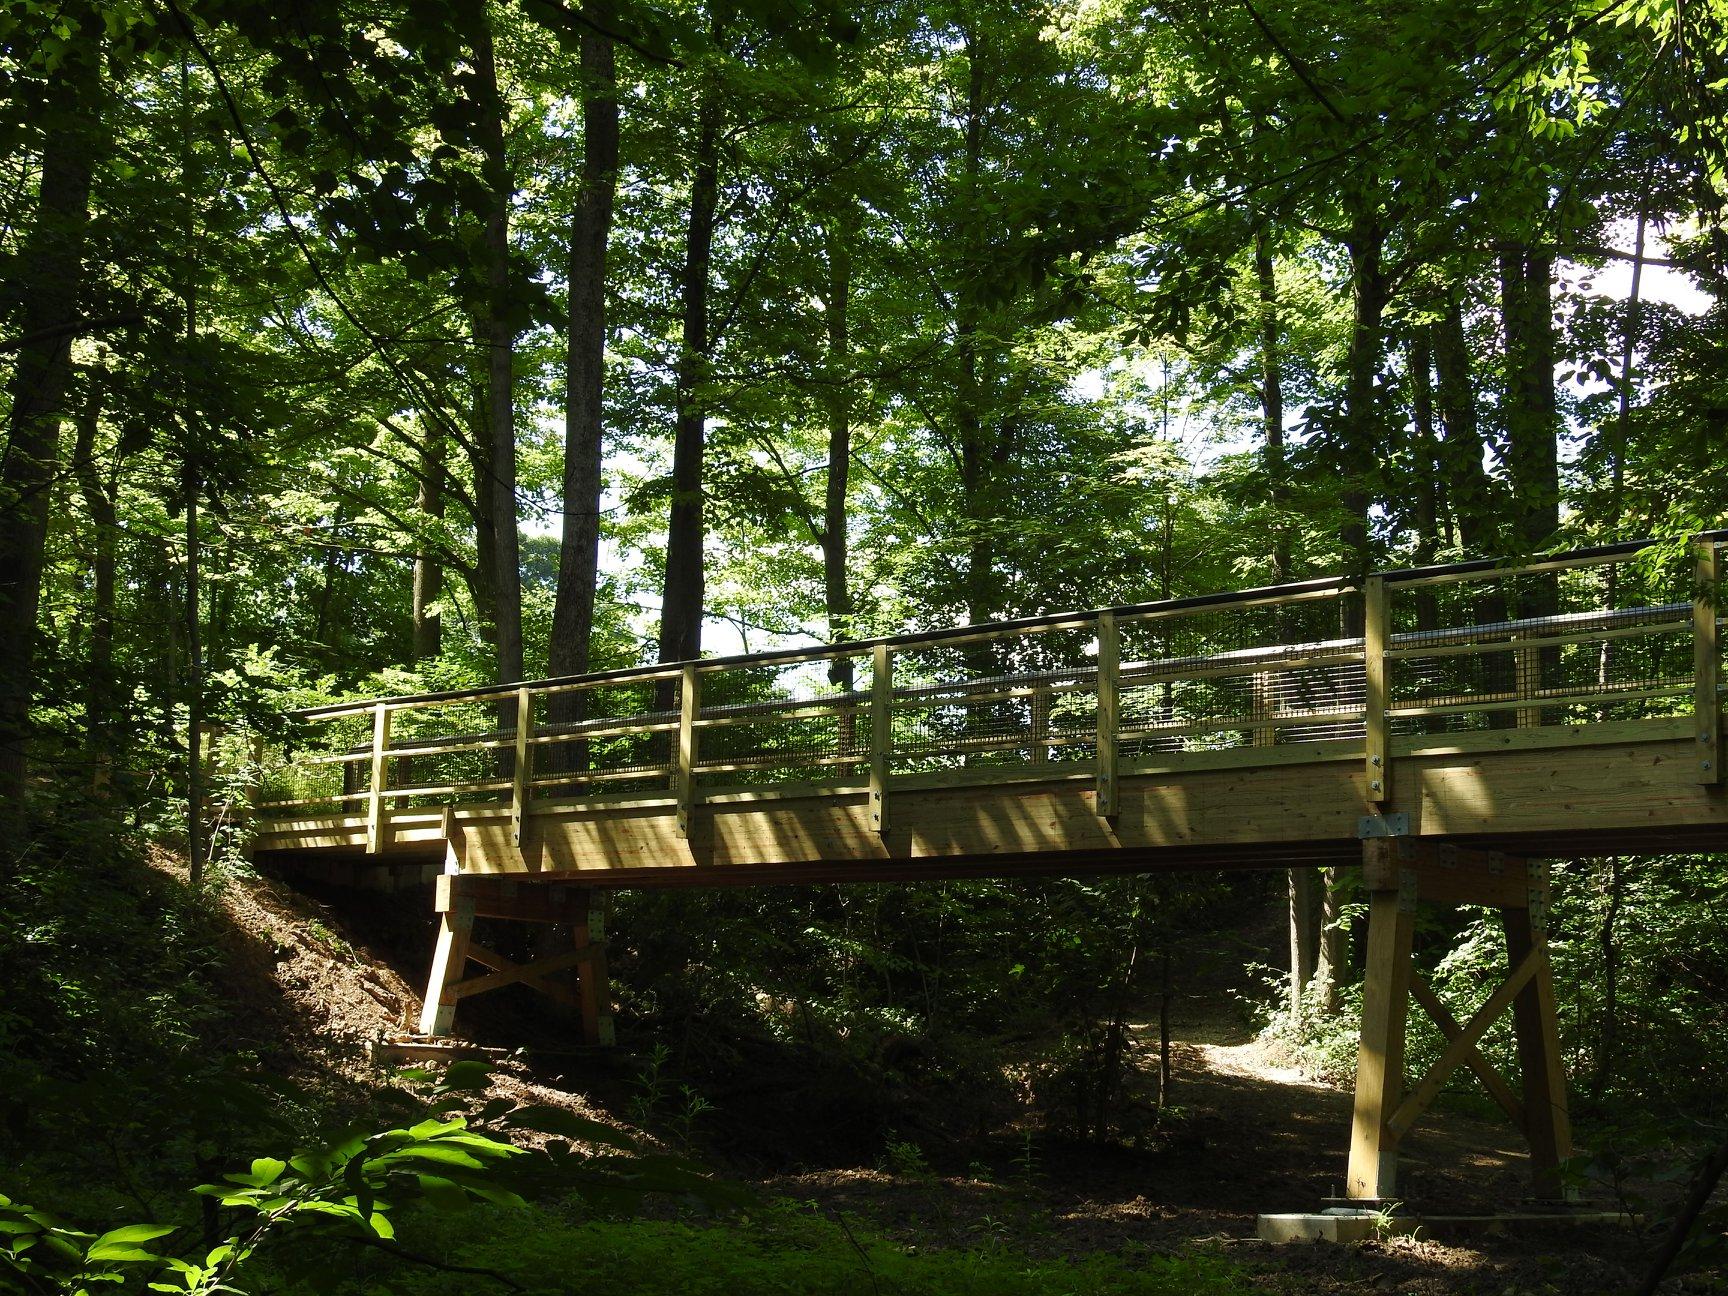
1345, 844, 1414, 1200
869, 644, 891, 834
464, 941, 576, 1006
450, 946, 595, 1000
1096, 610, 1119, 818
435, 874, 589, 924
366, 702, 392, 855
1361, 838, 1533, 909
419, 880, 475, 1035
676, 663, 700, 837
574, 896, 614, 1047
1695, 538, 1720, 785
1409, 974, 1525, 1128
1504, 896, 1574, 1199
1386, 945, 1542, 1137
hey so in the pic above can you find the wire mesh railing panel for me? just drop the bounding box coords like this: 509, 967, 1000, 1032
531, 677, 676, 798
691, 651, 872, 788
890, 625, 1099, 774
1387, 555, 1697, 735
1117, 592, 1361, 757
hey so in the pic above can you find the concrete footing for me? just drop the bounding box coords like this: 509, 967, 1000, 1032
1256, 1209, 1640, 1245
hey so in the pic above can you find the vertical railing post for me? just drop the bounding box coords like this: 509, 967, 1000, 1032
870, 644, 891, 834
1364, 576, 1389, 804
366, 701, 391, 854
1513, 632, 1541, 730
1252, 671, 1275, 750
1030, 681, 1050, 766
1095, 610, 1119, 818
511, 686, 533, 846
1695, 538, 1721, 784
676, 664, 700, 837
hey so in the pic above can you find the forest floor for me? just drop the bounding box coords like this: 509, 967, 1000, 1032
209, 857, 1671, 1295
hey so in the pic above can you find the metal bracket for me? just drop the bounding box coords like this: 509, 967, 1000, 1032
1357, 811, 1409, 839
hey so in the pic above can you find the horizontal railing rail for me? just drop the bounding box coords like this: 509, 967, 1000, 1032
253, 534, 1726, 852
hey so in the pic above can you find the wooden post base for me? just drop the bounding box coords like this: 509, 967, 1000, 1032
1344, 838, 1573, 1203
419, 874, 614, 1045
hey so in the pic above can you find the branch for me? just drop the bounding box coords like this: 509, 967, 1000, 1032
0, 312, 142, 354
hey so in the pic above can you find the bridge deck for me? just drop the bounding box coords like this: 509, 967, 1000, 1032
254, 537, 1728, 882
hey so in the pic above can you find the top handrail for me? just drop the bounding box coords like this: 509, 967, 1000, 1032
293, 533, 1724, 721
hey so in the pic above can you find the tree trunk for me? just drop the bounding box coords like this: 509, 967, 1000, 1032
550, 6, 619, 692
1254, 229, 1291, 583
1257, 230, 1317, 1010
411, 427, 445, 662
1432, 295, 1498, 554
70, 376, 116, 792
0, 37, 101, 841
1407, 327, 1439, 566
1499, 248, 1560, 555
657, 81, 720, 672
1338, 206, 1387, 592
471, 1, 523, 684
822, 212, 855, 690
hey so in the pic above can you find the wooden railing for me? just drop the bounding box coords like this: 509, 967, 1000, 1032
256, 535, 1724, 850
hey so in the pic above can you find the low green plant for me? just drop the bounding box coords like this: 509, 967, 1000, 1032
0, 1062, 739, 1295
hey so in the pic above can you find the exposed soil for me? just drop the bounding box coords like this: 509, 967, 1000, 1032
199, 856, 1688, 1293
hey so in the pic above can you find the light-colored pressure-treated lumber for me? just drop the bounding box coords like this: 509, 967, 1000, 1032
1364, 576, 1388, 804
1695, 538, 1720, 785
1345, 849, 1414, 1201
366, 702, 392, 854
1095, 610, 1119, 818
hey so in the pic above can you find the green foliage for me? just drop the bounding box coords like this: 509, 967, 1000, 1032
341, 1203, 1245, 1296
1, 1062, 744, 1296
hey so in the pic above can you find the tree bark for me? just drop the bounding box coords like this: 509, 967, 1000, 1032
411, 427, 446, 662
1339, 209, 1386, 588
1254, 229, 1291, 583
471, 1, 523, 684
657, 78, 720, 672
0, 34, 102, 840
550, 5, 618, 691
822, 212, 855, 690
1499, 248, 1560, 554
1432, 295, 1498, 554
70, 376, 116, 791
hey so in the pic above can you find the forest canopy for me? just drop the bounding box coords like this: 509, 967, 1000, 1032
3, 0, 1727, 815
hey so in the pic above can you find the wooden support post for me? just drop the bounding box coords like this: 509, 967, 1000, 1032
366, 702, 391, 855
676, 664, 700, 837
511, 686, 533, 847
574, 894, 615, 1047
420, 876, 476, 1036
1695, 538, 1720, 784
1345, 840, 1414, 1201
1288, 864, 1317, 1017
1030, 682, 1050, 766
1504, 863, 1574, 1200
1095, 610, 1119, 818
1364, 576, 1389, 804
869, 644, 891, 834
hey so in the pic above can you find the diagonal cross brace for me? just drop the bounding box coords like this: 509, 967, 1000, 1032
449, 945, 596, 1002
1387, 943, 1543, 1138
1409, 974, 1525, 1128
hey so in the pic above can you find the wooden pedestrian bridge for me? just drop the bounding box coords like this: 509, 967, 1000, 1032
252, 534, 1727, 1207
